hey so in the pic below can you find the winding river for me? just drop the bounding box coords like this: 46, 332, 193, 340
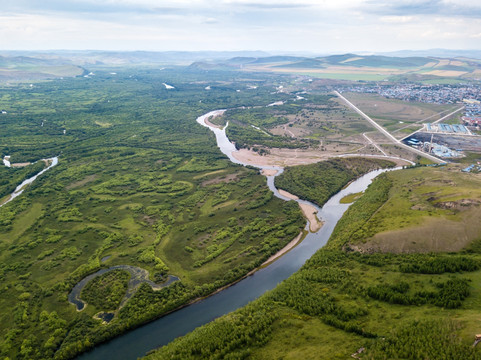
77, 110, 397, 360
0, 157, 58, 208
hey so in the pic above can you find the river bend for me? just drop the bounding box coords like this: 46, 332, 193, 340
78, 110, 396, 360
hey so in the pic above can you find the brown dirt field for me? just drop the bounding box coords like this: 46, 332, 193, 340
354, 205, 481, 254
232, 143, 411, 168
424, 61, 438, 67
232, 148, 327, 167
11, 162, 31, 167
449, 60, 466, 66
66, 174, 97, 190
424, 70, 468, 77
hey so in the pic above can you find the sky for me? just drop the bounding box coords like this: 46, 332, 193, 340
1, 0, 481, 53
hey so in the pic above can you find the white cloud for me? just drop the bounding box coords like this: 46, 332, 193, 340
1, 0, 481, 52
380, 16, 414, 23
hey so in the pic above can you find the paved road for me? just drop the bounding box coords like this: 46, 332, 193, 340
334, 91, 444, 164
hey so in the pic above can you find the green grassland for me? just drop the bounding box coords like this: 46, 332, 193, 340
149, 165, 481, 360
0, 68, 309, 359
333, 165, 481, 253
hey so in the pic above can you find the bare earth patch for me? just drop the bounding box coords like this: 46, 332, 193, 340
201, 173, 240, 186
232, 148, 329, 167
11, 162, 31, 167
66, 174, 97, 190
261, 169, 278, 176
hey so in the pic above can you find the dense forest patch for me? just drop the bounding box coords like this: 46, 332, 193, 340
275, 157, 395, 207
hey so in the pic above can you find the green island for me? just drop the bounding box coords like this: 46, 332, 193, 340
80, 270, 131, 311
274, 157, 395, 207
148, 164, 481, 360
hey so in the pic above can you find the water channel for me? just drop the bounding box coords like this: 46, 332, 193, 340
0, 157, 59, 208
77, 110, 397, 360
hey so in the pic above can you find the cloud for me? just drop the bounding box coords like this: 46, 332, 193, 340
380, 15, 415, 23
364, 0, 481, 18
0, 0, 481, 52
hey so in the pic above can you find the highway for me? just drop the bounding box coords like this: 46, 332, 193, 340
334, 91, 444, 164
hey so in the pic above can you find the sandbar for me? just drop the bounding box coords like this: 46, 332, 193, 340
299, 203, 323, 233
261, 169, 278, 176
278, 189, 299, 200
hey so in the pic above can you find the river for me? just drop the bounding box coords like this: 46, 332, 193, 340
77, 110, 396, 360
0, 157, 58, 208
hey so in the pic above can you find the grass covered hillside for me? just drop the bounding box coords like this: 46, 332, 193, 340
148, 165, 481, 360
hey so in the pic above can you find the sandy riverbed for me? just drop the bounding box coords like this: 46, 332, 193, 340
299, 203, 323, 233
233, 148, 328, 167
279, 189, 322, 232
261, 169, 278, 176
278, 189, 299, 200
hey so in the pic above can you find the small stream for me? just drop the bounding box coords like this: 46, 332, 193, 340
0, 157, 58, 208
68, 265, 179, 312
77, 110, 398, 360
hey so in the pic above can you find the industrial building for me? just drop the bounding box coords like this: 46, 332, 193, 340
423, 123, 471, 135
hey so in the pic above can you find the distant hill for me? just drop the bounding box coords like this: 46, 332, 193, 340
0, 50, 271, 66
0, 55, 86, 81
209, 53, 481, 81
377, 49, 481, 60
2, 50, 481, 82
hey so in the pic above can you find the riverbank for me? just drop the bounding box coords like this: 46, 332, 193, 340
299, 203, 323, 233
203, 110, 226, 129
205, 117, 223, 129
261, 231, 304, 266
278, 189, 322, 233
